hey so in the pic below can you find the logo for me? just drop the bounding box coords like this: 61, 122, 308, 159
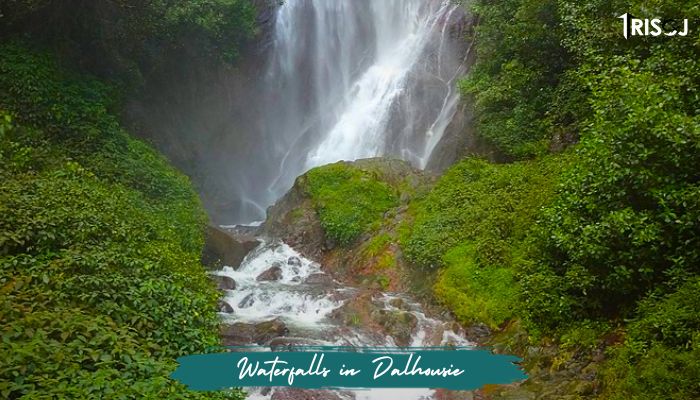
619, 13, 689, 39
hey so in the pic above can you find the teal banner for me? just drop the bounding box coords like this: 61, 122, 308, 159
171, 346, 526, 391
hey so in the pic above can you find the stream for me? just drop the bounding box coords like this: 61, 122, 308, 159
212, 237, 474, 400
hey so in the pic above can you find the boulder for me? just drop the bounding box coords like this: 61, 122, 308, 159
257, 265, 283, 282
202, 225, 260, 270
238, 293, 256, 309
212, 275, 236, 290
218, 300, 234, 313
221, 323, 255, 346
464, 323, 491, 344
303, 273, 335, 286
253, 318, 289, 344
221, 318, 289, 346
371, 309, 418, 348
263, 159, 431, 261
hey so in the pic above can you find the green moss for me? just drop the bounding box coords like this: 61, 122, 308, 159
401, 156, 566, 328
0, 44, 241, 399
305, 163, 399, 246
434, 245, 518, 328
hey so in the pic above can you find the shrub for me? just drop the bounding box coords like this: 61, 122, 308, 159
0, 44, 241, 399
0, 0, 256, 84
600, 279, 700, 399
460, 0, 583, 158
532, 54, 700, 323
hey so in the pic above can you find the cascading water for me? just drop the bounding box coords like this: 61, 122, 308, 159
232, 0, 469, 223
213, 239, 473, 400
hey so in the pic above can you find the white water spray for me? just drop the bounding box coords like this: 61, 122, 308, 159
239, 0, 469, 222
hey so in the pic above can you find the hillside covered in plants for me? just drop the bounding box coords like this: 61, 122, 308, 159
0, 1, 254, 398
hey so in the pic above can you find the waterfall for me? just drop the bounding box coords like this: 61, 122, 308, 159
232, 0, 468, 223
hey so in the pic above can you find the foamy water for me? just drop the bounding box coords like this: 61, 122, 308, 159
213, 238, 473, 399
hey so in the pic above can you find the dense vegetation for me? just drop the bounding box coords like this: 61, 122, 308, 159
405, 0, 700, 397
0, 43, 243, 399
0, 0, 256, 87
1, 0, 256, 397
402, 156, 567, 328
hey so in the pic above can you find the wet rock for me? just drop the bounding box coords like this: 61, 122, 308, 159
238, 293, 256, 309
221, 323, 255, 346
371, 309, 418, 348
202, 225, 260, 270
212, 275, 236, 290
304, 273, 334, 285
253, 318, 289, 344
221, 318, 289, 346
287, 256, 302, 267
464, 323, 491, 344
329, 292, 380, 326
257, 265, 283, 281
388, 297, 411, 311
218, 300, 234, 313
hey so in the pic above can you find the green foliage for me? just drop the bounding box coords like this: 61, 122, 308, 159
526, 3, 700, 326
402, 157, 565, 327
0, 44, 241, 399
305, 163, 399, 246
163, 0, 257, 63
460, 0, 699, 394
438, 0, 700, 399
461, 0, 583, 158
403, 158, 562, 269
600, 279, 700, 399
0, 0, 256, 85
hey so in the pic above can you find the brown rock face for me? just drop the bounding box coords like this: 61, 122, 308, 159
256, 265, 284, 281
220, 318, 289, 346
371, 309, 418, 348
212, 275, 237, 290
303, 273, 335, 286
263, 176, 326, 261
202, 225, 260, 269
